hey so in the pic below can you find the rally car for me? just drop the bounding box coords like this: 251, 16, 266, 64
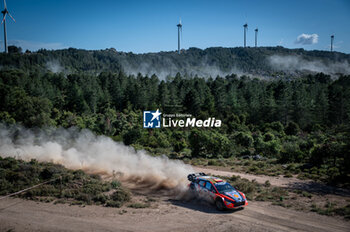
188, 173, 248, 210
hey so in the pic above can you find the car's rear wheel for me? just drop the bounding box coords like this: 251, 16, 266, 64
215, 199, 225, 211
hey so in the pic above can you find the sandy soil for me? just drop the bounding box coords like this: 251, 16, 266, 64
1, 167, 349, 232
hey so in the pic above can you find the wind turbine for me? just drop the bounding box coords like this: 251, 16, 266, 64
1, 0, 15, 53
330, 35, 334, 52
255, 28, 258, 47
177, 18, 182, 54
243, 23, 248, 47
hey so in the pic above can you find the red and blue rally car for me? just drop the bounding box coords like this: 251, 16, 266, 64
188, 173, 248, 210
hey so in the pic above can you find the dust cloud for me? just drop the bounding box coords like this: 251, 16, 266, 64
46, 60, 64, 73
0, 124, 193, 192
268, 55, 350, 75
118, 55, 245, 80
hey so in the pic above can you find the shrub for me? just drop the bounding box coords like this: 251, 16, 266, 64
189, 129, 231, 158
173, 141, 187, 152
93, 194, 108, 204
263, 132, 275, 142
111, 180, 121, 189
235, 132, 254, 147
208, 160, 219, 166
269, 121, 284, 134
285, 122, 299, 136
111, 188, 131, 203
76, 193, 92, 205
154, 132, 171, 148
301, 191, 312, 198
255, 138, 281, 157
123, 128, 141, 145
334, 204, 350, 219
106, 200, 122, 208
279, 141, 304, 163
264, 180, 271, 187
127, 202, 150, 208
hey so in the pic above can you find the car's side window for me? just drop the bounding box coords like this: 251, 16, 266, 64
205, 181, 212, 190
198, 180, 205, 188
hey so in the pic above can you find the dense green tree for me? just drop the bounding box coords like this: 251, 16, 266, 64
183, 90, 201, 116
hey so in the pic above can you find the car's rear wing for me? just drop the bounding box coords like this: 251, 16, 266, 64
187, 173, 206, 182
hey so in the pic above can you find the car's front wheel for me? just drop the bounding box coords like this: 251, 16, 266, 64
215, 198, 225, 211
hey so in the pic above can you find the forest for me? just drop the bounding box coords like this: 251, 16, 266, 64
2, 45, 350, 78
0, 47, 350, 186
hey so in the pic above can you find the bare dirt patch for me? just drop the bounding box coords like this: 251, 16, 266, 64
1, 196, 349, 232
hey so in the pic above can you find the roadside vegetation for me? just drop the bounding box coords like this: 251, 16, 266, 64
188, 157, 346, 184
0, 156, 131, 207
218, 174, 350, 220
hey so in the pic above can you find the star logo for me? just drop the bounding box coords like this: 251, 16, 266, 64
150, 109, 161, 122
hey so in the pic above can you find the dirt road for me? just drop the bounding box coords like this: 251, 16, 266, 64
1, 197, 349, 232
1, 167, 349, 232
195, 166, 350, 196
194, 166, 303, 187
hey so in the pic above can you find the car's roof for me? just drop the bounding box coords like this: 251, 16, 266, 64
196, 175, 225, 184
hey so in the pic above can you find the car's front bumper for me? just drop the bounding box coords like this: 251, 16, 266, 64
224, 200, 248, 209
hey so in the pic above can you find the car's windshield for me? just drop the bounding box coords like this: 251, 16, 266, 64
215, 182, 236, 193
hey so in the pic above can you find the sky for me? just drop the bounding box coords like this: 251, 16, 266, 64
1, 0, 350, 53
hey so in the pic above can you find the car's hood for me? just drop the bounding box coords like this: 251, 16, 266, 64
224, 190, 244, 202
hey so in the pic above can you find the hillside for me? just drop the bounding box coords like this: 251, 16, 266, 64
1, 46, 350, 79
0, 45, 350, 188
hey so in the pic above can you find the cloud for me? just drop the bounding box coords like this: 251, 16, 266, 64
295, 33, 318, 45
0, 39, 67, 51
